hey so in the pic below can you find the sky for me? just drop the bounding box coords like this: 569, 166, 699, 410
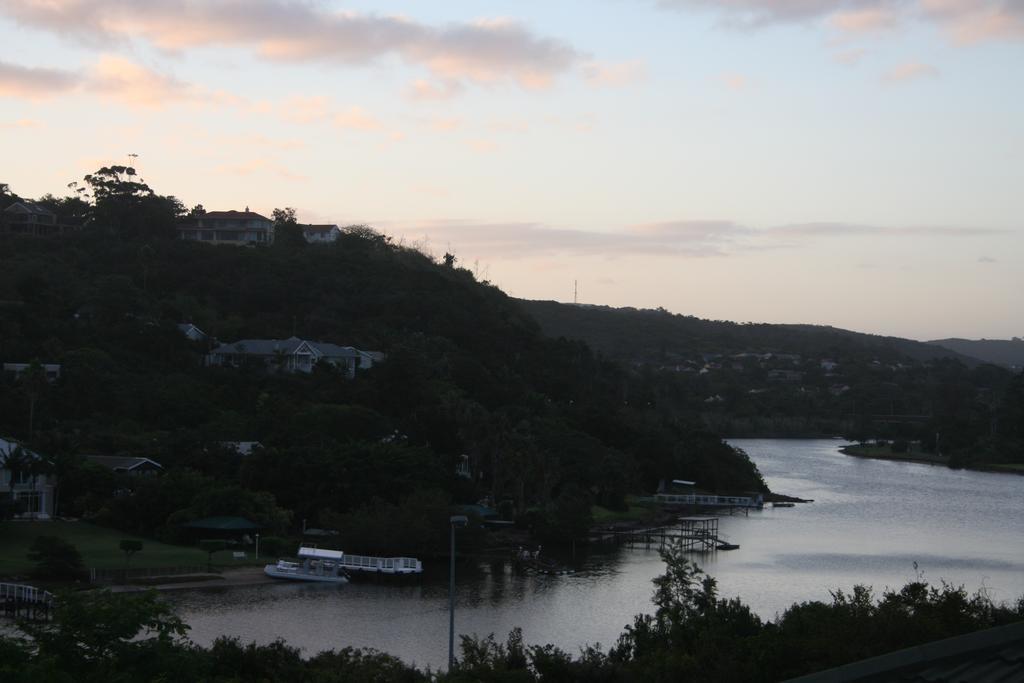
1, 0, 1022, 341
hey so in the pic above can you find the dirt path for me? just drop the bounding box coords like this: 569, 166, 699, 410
107, 566, 275, 593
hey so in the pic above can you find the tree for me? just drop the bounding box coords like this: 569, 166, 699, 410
17, 590, 189, 677
27, 536, 86, 581
20, 359, 49, 435
80, 166, 182, 240
119, 539, 143, 580
272, 206, 304, 248
198, 539, 228, 571
1, 443, 31, 510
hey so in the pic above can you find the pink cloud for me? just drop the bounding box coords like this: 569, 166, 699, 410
656, 1, 1024, 45
921, 0, 1024, 44
407, 79, 464, 101
216, 157, 309, 181
882, 61, 940, 82
395, 218, 1008, 261
87, 55, 202, 107
582, 60, 647, 87
721, 72, 749, 90
334, 106, 383, 132
3, 1, 581, 92
829, 7, 901, 33
0, 118, 42, 128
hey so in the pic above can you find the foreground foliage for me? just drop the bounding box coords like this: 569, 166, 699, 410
3, 542, 1020, 682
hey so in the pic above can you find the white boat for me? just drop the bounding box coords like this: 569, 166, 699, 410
264, 547, 350, 583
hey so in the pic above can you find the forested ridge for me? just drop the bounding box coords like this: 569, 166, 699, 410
520, 300, 1024, 467
0, 175, 764, 548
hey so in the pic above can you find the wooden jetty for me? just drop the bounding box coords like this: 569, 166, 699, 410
1, 582, 55, 621
588, 517, 737, 553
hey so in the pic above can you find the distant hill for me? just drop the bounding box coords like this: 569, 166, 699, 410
518, 300, 981, 366
928, 338, 1024, 369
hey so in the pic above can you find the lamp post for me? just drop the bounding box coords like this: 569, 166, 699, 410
448, 514, 468, 671
255, 533, 260, 558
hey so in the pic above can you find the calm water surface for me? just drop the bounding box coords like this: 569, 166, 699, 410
170, 439, 1024, 669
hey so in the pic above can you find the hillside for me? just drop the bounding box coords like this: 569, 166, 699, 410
928, 338, 1024, 369
0, 219, 766, 549
516, 300, 1015, 453
519, 301, 979, 365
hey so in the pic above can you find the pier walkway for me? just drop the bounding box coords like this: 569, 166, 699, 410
1, 582, 55, 620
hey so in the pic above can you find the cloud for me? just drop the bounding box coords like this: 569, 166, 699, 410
768, 222, 1006, 237
582, 60, 647, 87
87, 55, 202, 106
921, 0, 1024, 44
3, 1, 581, 91
829, 7, 901, 33
654, 1, 1024, 45
399, 219, 752, 259
396, 218, 1009, 261
1, 55, 232, 108
882, 61, 939, 82
0, 59, 79, 99
833, 47, 867, 65
277, 95, 332, 124
0, 118, 43, 128
978, 255, 997, 263
721, 72, 749, 90
407, 79, 464, 101
333, 106, 382, 132
216, 157, 308, 181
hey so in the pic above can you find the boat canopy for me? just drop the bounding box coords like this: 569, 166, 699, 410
298, 547, 344, 560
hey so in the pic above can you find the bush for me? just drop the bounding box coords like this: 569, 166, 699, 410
27, 536, 86, 581
257, 536, 289, 558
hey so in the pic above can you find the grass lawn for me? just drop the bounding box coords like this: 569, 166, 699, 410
592, 497, 659, 524
0, 521, 263, 576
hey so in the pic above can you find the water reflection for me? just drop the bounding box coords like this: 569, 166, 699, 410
169, 439, 1024, 670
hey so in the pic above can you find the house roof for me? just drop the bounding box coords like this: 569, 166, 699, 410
182, 516, 262, 530
211, 337, 368, 359
86, 455, 163, 472
4, 201, 55, 217
211, 337, 307, 356
202, 210, 271, 221
302, 224, 339, 234
0, 436, 43, 466
310, 341, 364, 359
786, 621, 1024, 683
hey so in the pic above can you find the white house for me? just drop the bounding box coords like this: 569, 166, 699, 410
0, 436, 56, 519
3, 362, 61, 383
206, 336, 380, 378
177, 209, 274, 246
302, 224, 341, 244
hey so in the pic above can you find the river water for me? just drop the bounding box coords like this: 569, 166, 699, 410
169, 439, 1024, 670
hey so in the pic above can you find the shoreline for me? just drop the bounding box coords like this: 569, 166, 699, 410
840, 446, 951, 467
839, 446, 1024, 476
106, 566, 275, 593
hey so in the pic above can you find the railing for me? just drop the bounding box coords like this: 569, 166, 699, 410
0, 583, 55, 607
340, 555, 422, 574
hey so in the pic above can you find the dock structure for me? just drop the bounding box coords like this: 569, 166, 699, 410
677, 516, 720, 552
1, 583, 54, 621
588, 517, 733, 553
